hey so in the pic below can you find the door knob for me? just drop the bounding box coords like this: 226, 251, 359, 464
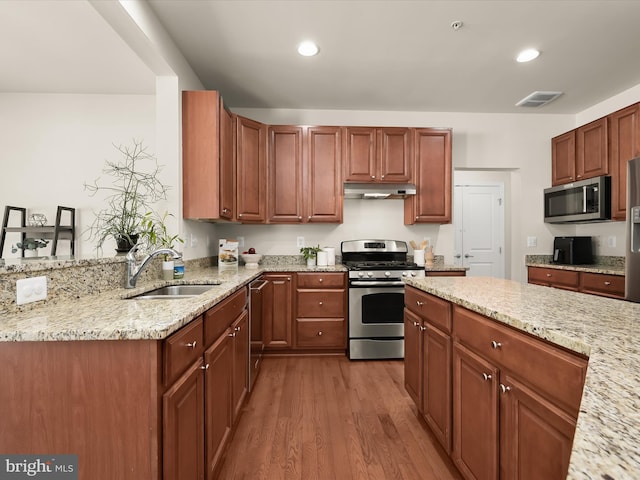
454, 254, 461, 259
464, 254, 474, 258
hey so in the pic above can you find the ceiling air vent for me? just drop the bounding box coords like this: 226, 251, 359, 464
515, 91, 563, 108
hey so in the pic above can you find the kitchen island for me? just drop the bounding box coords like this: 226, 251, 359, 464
403, 276, 640, 480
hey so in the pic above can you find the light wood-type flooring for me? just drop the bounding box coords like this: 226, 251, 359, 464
218, 355, 462, 480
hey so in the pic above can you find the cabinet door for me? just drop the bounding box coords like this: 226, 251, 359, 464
403, 309, 423, 407
231, 310, 249, 421
236, 115, 267, 223
262, 273, 293, 348
219, 100, 234, 220
453, 342, 499, 480
576, 117, 608, 181
343, 127, 377, 181
163, 359, 205, 480
379, 127, 412, 182
204, 329, 233, 479
500, 374, 576, 480
405, 128, 452, 224
305, 126, 343, 223
551, 130, 576, 186
423, 322, 452, 454
268, 125, 303, 223
609, 103, 640, 220
182, 90, 223, 220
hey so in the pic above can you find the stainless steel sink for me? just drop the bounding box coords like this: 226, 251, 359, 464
129, 284, 219, 300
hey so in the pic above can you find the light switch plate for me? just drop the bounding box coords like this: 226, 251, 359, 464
17, 276, 47, 305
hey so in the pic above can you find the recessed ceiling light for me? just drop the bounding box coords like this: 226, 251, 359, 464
516, 48, 540, 63
297, 41, 319, 57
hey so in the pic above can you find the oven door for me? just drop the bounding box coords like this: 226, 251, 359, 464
348, 283, 405, 338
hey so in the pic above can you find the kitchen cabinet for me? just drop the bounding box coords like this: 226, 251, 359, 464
343, 127, 412, 183
236, 115, 267, 223
295, 272, 347, 350
609, 103, 640, 221
404, 286, 453, 453
528, 266, 625, 299
182, 90, 234, 221
231, 310, 249, 420
452, 305, 587, 480
262, 273, 294, 349
551, 118, 608, 186
404, 128, 452, 224
267, 126, 343, 224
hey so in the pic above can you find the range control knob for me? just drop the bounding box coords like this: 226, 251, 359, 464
410, 272, 417, 277
358, 272, 365, 278
402, 272, 408, 277
367, 272, 374, 278
384, 271, 391, 277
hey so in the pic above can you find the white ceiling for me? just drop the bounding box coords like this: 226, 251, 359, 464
2, 0, 640, 114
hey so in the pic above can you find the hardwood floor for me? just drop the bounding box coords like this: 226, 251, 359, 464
218, 356, 462, 480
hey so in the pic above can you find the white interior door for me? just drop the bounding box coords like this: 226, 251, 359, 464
454, 184, 505, 278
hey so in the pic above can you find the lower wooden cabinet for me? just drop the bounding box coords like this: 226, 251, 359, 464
528, 266, 625, 299
404, 287, 588, 480
262, 273, 294, 349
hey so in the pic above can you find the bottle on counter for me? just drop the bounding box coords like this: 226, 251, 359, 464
425, 246, 435, 267
173, 258, 185, 279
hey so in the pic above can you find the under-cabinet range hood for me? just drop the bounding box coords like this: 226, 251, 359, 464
343, 183, 416, 199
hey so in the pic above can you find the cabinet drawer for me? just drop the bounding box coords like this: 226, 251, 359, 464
296, 272, 345, 288
405, 286, 452, 333
205, 288, 247, 346
580, 272, 625, 299
297, 290, 345, 317
527, 267, 579, 290
296, 319, 345, 347
453, 305, 587, 416
164, 316, 204, 386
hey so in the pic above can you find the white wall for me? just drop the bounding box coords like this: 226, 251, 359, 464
0, 93, 156, 258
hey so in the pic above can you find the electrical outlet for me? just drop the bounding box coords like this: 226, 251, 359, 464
297, 236, 305, 248
608, 236, 616, 248
190, 233, 198, 248
17, 276, 47, 305
527, 236, 537, 247
238, 236, 245, 248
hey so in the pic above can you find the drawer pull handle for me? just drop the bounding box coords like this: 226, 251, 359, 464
482, 373, 492, 381
317, 331, 323, 336
491, 341, 502, 349
416, 301, 424, 306
200, 363, 210, 371
186, 341, 197, 349
604, 281, 611, 286
499, 384, 511, 394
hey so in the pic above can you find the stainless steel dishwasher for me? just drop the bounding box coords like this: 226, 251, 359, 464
249, 279, 267, 391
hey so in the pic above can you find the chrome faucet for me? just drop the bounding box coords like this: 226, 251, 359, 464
126, 244, 182, 288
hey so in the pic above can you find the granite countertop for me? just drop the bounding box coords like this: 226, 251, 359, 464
403, 276, 640, 480
0, 264, 346, 342
525, 255, 625, 276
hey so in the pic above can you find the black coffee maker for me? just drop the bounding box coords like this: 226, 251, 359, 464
552, 236, 593, 265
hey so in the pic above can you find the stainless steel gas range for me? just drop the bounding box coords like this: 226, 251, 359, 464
341, 239, 425, 360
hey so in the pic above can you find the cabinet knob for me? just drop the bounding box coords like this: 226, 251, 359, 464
416, 301, 424, 306
371, 175, 376, 179
482, 373, 492, 381
413, 321, 420, 327
381, 175, 385, 179
317, 331, 323, 336
298, 216, 302, 220
604, 281, 611, 286
308, 216, 311, 220
186, 341, 197, 349
229, 332, 236, 337
499, 384, 511, 394
319, 278, 323, 282
576, 175, 582, 178
200, 363, 210, 371
491, 340, 502, 349
318, 301, 323, 306
235, 326, 241, 332
419, 326, 426, 331
546, 273, 552, 277
238, 214, 243, 218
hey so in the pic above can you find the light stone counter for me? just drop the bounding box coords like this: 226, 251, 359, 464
0, 264, 346, 342
403, 276, 640, 480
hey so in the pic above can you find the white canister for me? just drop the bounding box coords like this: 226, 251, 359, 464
414, 249, 425, 267
323, 247, 336, 265
316, 250, 328, 266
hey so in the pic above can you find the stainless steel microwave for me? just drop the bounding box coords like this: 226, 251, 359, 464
544, 176, 611, 223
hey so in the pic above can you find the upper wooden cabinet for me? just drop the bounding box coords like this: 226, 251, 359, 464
404, 128, 452, 224
182, 90, 235, 220
236, 115, 267, 223
609, 103, 640, 220
343, 127, 412, 182
552, 118, 608, 186
267, 126, 343, 224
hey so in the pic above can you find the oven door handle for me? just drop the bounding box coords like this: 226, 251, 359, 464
350, 280, 406, 287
